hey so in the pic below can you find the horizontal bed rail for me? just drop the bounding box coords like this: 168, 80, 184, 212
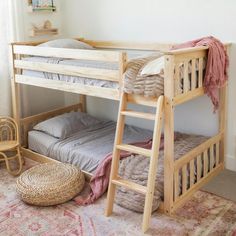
13, 45, 122, 62
80, 39, 173, 51
14, 60, 119, 82
15, 75, 120, 100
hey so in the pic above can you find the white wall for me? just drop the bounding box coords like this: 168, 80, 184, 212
0, 1, 12, 116
16, 0, 66, 116
61, 0, 236, 170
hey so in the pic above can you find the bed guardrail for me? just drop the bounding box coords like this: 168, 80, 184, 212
11, 40, 216, 106
12, 43, 126, 100
164, 47, 208, 106
20, 103, 82, 147
173, 132, 224, 211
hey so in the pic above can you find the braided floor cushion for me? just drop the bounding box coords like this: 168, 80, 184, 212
16, 163, 85, 206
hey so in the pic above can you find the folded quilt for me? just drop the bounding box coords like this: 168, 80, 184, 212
123, 54, 165, 97
73, 133, 176, 206
115, 133, 208, 213
73, 139, 154, 205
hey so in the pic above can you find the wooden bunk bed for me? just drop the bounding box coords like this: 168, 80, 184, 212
11, 38, 229, 233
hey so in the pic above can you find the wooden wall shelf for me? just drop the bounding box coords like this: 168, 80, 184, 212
29, 28, 58, 37
28, 6, 56, 13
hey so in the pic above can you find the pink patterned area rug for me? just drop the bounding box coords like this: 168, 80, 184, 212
0, 159, 236, 236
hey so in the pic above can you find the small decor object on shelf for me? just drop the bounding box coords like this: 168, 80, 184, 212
30, 20, 58, 37
44, 20, 52, 29
0, 117, 23, 176
28, 0, 56, 12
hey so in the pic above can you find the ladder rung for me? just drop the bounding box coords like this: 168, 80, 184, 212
116, 144, 151, 157
121, 110, 155, 120
112, 177, 147, 194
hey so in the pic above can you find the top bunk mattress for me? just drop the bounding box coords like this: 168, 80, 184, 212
23, 56, 119, 89
22, 50, 165, 97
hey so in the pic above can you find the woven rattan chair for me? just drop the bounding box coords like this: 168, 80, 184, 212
0, 117, 23, 175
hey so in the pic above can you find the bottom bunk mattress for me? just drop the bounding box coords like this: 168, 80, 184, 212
28, 120, 153, 173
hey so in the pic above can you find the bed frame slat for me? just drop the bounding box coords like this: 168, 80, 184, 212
174, 65, 180, 95
216, 142, 220, 165
15, 74, 120, 101
197, 154, 202, 181
203, 150, 208, 176
15, 60, 119, 82
174, 170, 180, 201
13, 45, 122, 62
198, 58, 204, 87
182, 165, 187, 194
190, 159, 195, 187
183, 61, 189, 93
191, 58, 196, 90
210, 144, 214, 170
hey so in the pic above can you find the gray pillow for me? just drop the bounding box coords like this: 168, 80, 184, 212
33, 111, 100, 139
38, 38, 94, 50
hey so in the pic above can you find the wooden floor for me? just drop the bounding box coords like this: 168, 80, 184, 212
202, 169, 236, 202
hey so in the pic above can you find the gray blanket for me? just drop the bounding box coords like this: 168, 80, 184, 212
47, 121, 152, 173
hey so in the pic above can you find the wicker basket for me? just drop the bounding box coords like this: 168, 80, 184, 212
16, 163, 85, 206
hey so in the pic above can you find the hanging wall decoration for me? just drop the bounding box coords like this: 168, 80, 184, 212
28, 0, 56, 12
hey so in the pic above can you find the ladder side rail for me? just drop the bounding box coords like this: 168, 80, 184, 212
142, 95, 164, 232
106, 51, 127, 216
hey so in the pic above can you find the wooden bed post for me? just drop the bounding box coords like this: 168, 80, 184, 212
219, 45, 229, 166
219, 83, 228, 166
79, 95, 87, 113
11, 44, 21, 123
118, 52, 127, 96
11, 44, 22, 148
164, 54, 175, 214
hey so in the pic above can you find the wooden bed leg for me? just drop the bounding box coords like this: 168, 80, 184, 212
164, 55, 175, 215
80, 95, 87, 113
11, 46, 22, 146
11, 80, 20, 121
219, 83, 228, 166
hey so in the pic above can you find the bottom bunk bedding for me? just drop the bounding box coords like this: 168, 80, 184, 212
28, 112, 208, 212
28, 120, 153, 173
116, 133, 208, 213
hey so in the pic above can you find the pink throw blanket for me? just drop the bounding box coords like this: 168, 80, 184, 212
172, 36, 229, 111
74, 136, 166, 205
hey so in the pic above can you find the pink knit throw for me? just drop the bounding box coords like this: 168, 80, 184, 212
172, 36, 229, 111
74, 135, 168, 205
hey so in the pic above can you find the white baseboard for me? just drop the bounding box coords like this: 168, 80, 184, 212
226, 155, 236, 171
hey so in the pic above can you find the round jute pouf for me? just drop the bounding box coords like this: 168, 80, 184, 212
16, 163, 85, 206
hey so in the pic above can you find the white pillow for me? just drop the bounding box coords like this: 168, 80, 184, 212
38, 38, 94, 50
33, 111, 101, 139
140, 56, 165, 76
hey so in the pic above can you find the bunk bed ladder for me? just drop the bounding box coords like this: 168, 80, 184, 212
106, 92, 164, 233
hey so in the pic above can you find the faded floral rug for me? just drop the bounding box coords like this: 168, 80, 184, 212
0, 159, 236, 236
